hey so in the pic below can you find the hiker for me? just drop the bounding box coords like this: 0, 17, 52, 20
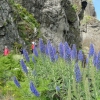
4, 46, 10, 56
20, 47, 23, 55
31, 41, 35, 53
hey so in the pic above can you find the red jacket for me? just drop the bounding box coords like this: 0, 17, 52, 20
4, 48, 9, 56
31, 44, 35, 50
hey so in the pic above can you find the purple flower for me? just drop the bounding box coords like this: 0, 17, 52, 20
63, 42, 71, 62
78, 50, 84, 61
48, 45, 55, 62
32, 56, 36, 63
74, 63, 81, 82
39, 38, 45, 53
13, 77, 20, 88
56, 86, 60, 91
89, 44, 94, 57
93, 52, 97, 67
53, 47, 56, 55
71, 44, 77, 60
30, 81, 40, 96
45, 45, 49, 55
33, 48, 38, 57
23, 49, 30, 62
96, 52, 100, 70
20, 59, 28, 74
58, 42, 64, 58
55, 54, 58, 61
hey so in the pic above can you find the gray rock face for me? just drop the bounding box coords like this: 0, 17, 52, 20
85, 1, 96, 17
81, 19, 100, 53
0, 0, 24, 52
80, 1, 100, 53
0, 0, 98, 53
22, 0, 81, 48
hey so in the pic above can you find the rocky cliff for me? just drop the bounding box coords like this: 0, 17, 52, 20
80, 0, 100, 53
0, 0, 24, 52
0, 0, 39, 53
0, 0, 99, 52
22, 0, 82, 49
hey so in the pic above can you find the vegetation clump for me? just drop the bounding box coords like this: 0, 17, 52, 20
9, 0, 40, 45
1, 39, 100, 100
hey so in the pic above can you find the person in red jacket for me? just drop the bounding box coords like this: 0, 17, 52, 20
4, 46, 10, 56
31, 42, 35, 53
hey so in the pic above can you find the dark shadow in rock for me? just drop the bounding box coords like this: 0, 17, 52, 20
81, 0, 87, 10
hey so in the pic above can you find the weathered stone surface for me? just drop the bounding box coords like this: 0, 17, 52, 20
81, 19, 100, 53
0, 0, 99, 53
0, 0, 24, 52
22, 0, 81, 48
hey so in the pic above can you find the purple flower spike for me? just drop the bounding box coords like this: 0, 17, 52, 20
78, 50, 84, 61
71, 44, 77, 60
58, 42, 64, 58
63, 42, 71, 62
20, 59, 28, 74
56, 86, 60, 91
39, 38, 45, 53
33, 48, 38, 57
45, 45, 49, 55
55, 54, 58, 61
30, 81, 40, 97
96, 52, 100, 70
89, 44, 94, 57
32, 56, 36, 63
13, 77, 20, 88
23, 49, 30, 62
48, 45, 55, 62
74, 63, 81, 82
93, 52, 97, 67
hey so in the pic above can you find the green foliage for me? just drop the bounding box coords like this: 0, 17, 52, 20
1, 42, 100, 99
81, 15, 92, 24
72, 4, 78, 12
8, 0, 40, 44
0, 54, 23, 87
2, 54, 99, 99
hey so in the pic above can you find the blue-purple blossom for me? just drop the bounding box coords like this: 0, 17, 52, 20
89, 44, 94, 57
45, 45, 49, 55
56, 86, 60, 91
39, 38, 45, 53
93, 52, 97, 67
32, 56, 36, 63
47, 40, 51, 47
23, 49, 30, 62
55, 54, 58, 61
74, 63, 81, 82
52, 46, 56, 55
33, 48, 38, 57
13, 76, 20, 88
71, 44, 77, 60
20, 59, 28, 74
63, 42, 71, 62
48, 45, 55, 62
58, 42, 64, 58
30, 81, 40, 96
78, 50, 84, 61
96, 52, 100, 70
